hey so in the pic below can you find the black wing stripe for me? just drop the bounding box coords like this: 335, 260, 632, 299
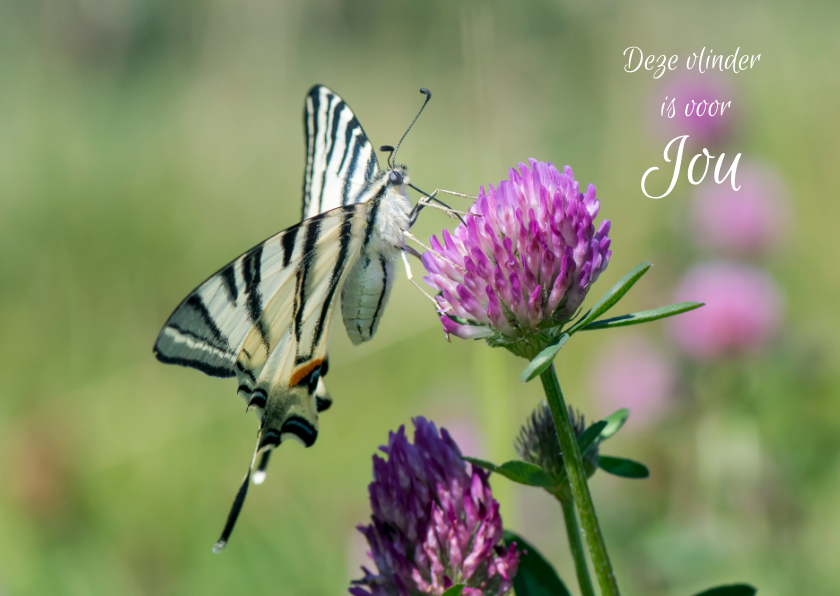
293, 215, 323, 349
337, 117, 360, 187
312, 209, 354, 347
365, 151, 377, 182
292, 269, 305, 347
164, 324, 235, 355
363, 185, 387, 248
248, 389, 267, 410
242, 245, 270, 349
185, 295, 228, 347
280, 416, 318, 448
220, 264, 238, 304
370, 255, 389, 331
281, 226, 298, 268
157, 352, 234, 378
235, 360, 256, 383
342, 130, 366, 206
260, 429, 281, 450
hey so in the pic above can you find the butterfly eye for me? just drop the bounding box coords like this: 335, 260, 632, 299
389, 171, 403, 185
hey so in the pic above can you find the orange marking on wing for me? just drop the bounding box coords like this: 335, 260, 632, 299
290, 358, 324, 388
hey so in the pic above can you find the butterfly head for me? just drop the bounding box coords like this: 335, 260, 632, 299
387, 165, 409, 188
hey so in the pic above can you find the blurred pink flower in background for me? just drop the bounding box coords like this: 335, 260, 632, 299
590, 335, 677, 429
690, 161, 790, 255
668, 262, 783, 359
654, 73, 734, 147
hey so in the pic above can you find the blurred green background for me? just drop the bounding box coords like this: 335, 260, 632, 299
1, 1, 838, 595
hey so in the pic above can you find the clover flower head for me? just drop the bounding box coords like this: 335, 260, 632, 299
422, 160, 611, 355
351, 417, 520, 596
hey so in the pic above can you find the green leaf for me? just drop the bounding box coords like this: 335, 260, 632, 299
503, 530, 572, 596
441, 585, 465, 596
598, 456, 650, 478
520, 333, 570, 382
692, 584, 757, 596
600, 408, 630, 440
568, 261, 652, 334
577, 420, 608, 455
581, 301, 704, 331
496, 461, 557, 488
463, 457, 556, 488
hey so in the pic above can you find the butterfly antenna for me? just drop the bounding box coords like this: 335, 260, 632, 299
379, 145, 395, 168
392, 88, 432, 167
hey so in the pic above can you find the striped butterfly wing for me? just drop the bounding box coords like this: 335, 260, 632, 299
301, 85, 381, 220
154, 204, 367, 415
154, 204, 370, 551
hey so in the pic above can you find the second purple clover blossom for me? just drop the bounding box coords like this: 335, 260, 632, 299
422, 160, 612, 356
351, 418, 520, 596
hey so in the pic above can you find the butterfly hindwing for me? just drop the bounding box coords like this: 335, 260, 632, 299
233, 207, 367, 399
302, 85, 381, 219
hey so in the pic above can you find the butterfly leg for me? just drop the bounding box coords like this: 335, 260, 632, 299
402, 230, 466, 273
418, 199, 475, 220
426, 188, 479, 201
409, 185, 476, 227
400, 249, 443, 310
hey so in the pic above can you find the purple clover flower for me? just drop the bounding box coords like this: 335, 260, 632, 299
421, 160, 612, 354
668, 262, 783, 359
351, 418, 520, 596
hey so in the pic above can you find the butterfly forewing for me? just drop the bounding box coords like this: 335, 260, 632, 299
302, 85, 380, 220
233, 207, 367, 392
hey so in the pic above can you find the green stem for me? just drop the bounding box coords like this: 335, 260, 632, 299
558, 495, 597, 596
540, 363, 621, 596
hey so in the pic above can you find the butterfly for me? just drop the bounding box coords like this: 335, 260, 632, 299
153, 85, 442, 551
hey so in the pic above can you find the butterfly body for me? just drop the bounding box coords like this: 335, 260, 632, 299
341, 165, 411, 345
153, 84, 422, 551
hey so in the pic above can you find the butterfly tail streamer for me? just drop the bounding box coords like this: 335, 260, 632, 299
253, 451, 272, 485
212, 437, 262, 553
